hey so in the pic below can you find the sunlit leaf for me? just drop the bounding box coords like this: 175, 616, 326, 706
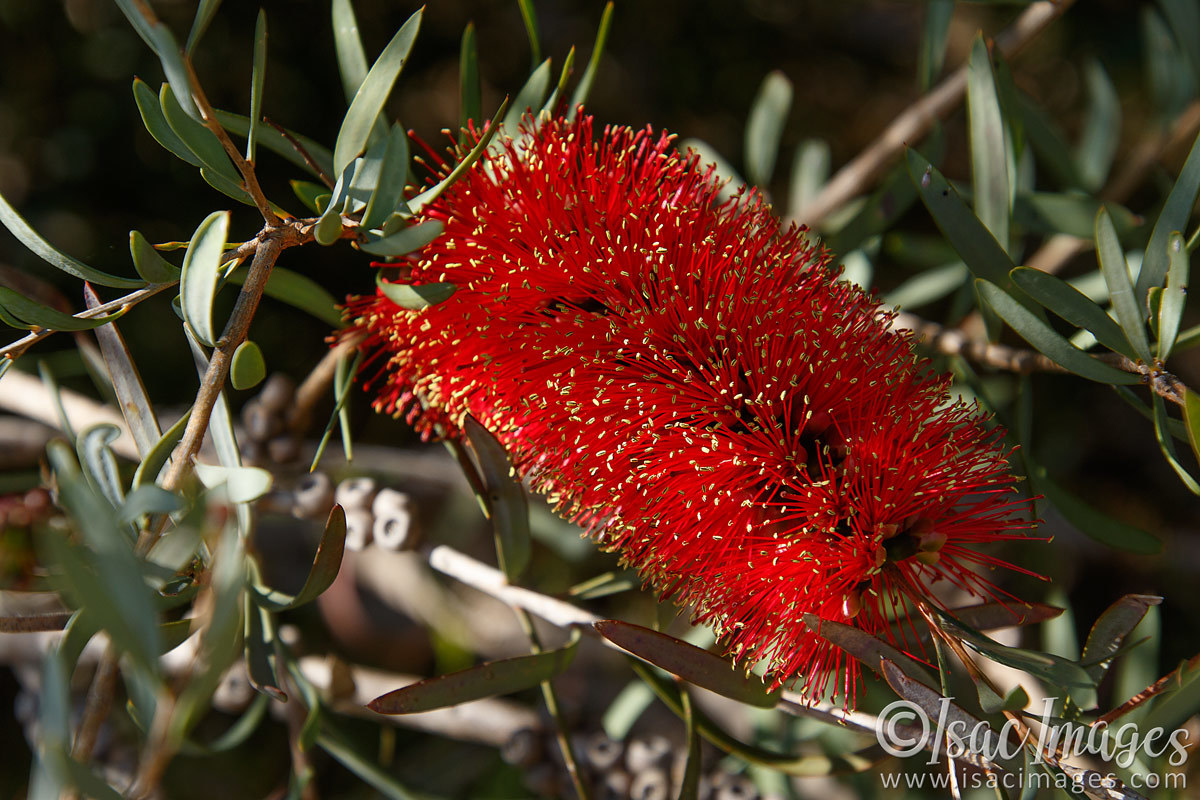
159, 83, 240, 184
179, 210, 230, 347
458, 22, 481, 131
0, 288, 124, 332
230, 340, 266, 390
246, 10, 267, 162
462, 416, 531, 581
132, 407, 190, 489
1159, 231, 1191, 361
252, 506, 346, 611
1096, 207, 1152, 362
363, 220, 443, 258
129, 230, 180, 284
408, 99, 507, 215
194, 462, 273, 504
1010, 267, 1133, 357
361, 123, 411, 231
215, 109, 334, 180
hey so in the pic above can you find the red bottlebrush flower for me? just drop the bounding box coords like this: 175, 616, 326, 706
346, 113, 1034, 702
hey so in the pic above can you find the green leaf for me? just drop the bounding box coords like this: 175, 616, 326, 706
230, 340, 265, 390
1080, 595, 1161, 684
744, 71, 793, 188
194, 462, 273, 504
179, 210, 230, 347
463, 416, 531, 581
1143, 6, 1195, 123
917, 0, 954, 91
966, 33, 1011, 249
244, 594, 286, 701
516, 0, 542, 68
803, 614, 933, 687
227, 264, 343, 328
246, 10, 267, 163
76, 423, 125, 509
408, 99, 508, 215
117, 485, 183, 525
1137, 125, 1200, 300
906, 149, 1014, 289
787, 138, 830, 222
1014, 192, 1140, 239
1010, 266, 1133, 357
1185, 388, 1200, 464
252, 506, 346, 611
132, 407, 191, 489
177, 693, 269, 756
681, 138, 744, 204
132, 77, 202, 167
129, 230, 180, 284
361, 123, 411, 231
369, 631, 579, 714
314, 163, 351, 246
1160, 0, 1200, 86
503, 59, 553, 133
362, 220, 443, 258
679, 690, 701, 800
1159, 231, 1191, 360
186, 0, 223, 54
376, 279, 456, 312
140, 14, 202, 122
331, 0, 370, 105
976, 279, 1140, 384
594, 620, 776, 708
1096, 207, 1153, 362
1075, 58, 1120, 191
1032, 465, 1161, 554
159, 83, 240, 184
0, 288, 124, 332
883, 262, 967, 310
568, 2, 613, 119
826, 156, 925, 256
290, 180, 329, 214
0, 191, 143, 289
543, 47, 574, 114
459, 23, 481, 131
1153, 393, 1200, 494
1018, 92, 1085, 190
316, 721, 419, 800
214, 109, 334, 180
333, 9, 423, 177
199, 166, 255, 207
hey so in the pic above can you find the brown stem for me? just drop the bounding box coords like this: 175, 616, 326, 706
288, 332, 363, 436
0, 611, 73, 632
265, 117, 335, 190
70, 649, 120, 762
1095, 652, 1200, 727
793, 0, 1077, 228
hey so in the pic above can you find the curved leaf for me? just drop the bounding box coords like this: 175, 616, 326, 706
230, 340, 266, 390
129, 230, 180, 284
361, 123, 411, 231
976, 279, 1140, 384
252, 506, 346, 611
966, 33, 1011, 249
1081, 595, 1161, 683
132, 77, 202, 167
408, 99, 507, 215
363, 220, 443, 258
227, 264, 343, 327
594, 620, 776, 708
159, 83, 240, 184
179, 210, 230, 347
214, 109, 334, 180
0, 287, 125, 331
370, 631, 579, 714
745, 71, 792, 188
333, 9, 423, 176
458, 22, 481, 131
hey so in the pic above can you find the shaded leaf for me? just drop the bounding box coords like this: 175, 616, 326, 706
464, 416, 531, 581
117, 485, 183, 524
369, 632, 580, 714
0, 287, 124, 332
244, 594, 286, 701
568, 2, 613, 120
1018, 92, 1085, 190
132, 77, 202, 167
788, 138, 830, 223
1185, 388, 1200, 464
595, 620, 776, 708
966, 33, 1011, 249
315, 721, 419, 800
1032, 465, 1162, 554
1137, 125, 1200, 300
803, 614, 934, 687
459, 23, 481, 131
679, 690, 702, 800
179, 210, 230, 347
333, 8, 422, 176
1014, 192, 1139, 239
291, 180, 328, 214
1081, 595, 1161, 684
1153, 393, 1200, 494
252, 506, 347, 611
744, 71, 792, 188
917, 0, 954, 92
1010, 266, 1133, 357
1096, 207, 1152, 362
185, 0, 223, 54
1159, 231, 1191, 361
76, 423, 125, 509
246, 10, 267, 162
1075, 58, 1121, 191
976, 279, 1139, 384
214, 109, 334, 180
503, 58, 552, 132
159, 83, 239, 184
517, 0, 542, 67
132, 407, 191, 489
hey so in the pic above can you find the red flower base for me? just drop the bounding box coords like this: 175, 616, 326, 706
347, 112, 1034, 701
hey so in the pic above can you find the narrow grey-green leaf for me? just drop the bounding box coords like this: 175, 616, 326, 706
1081, 595, 1161, 684
83, 283, 162, 458
1075, 58, 1120, 192
907, 149, 1013, 289
246, 10, 267, 162
199, 166, 255, 207
186, 0, 223, 54
362, 220, 443, 257
332, 0, 369, 104
682, 138, 744, 204
1011, 267, 1134, 357
678, 690, 701, 800
194, 462, 273, 504
290, 180, 328, 214
967, 33, 1010, 250
976, 279, 1140, 384
214, 109, 334, 180
369, 634, 580, 714
1014, 192, 1140, 240
568, 1, 613, 120
1096, 207, 1153, 361
76, 423, 125, 510
744, 71, 792, 188
132, 77, 202, 167
361, 123, 410, 231
132, 407, 191, 489
333, 9, 423, 176
377, 278, 455, 311
595, 620, 776, 708
227, 264, 343, 327
159, 83, 240, 184
516, 0, 542, 68
1017, 92, 1085, 190
0, 288, 125, 332
917, 0, 954, 92
1032, 465, 1162, 554
883, 262, 967, 310
788, 138, 830, 223
408, 99, 507, 215
129, 230, 180, 284
1185, 388, 1200, 464
803, 615, 933, 687
144, 18, 201, 121
1160, 0, 1200, 86
459, 23, 481, 131
315, 723, 419, 800
1137, 126, 1200, 300
117, 485, 183, 524
0, 191, 143, 289
503, 58, 552, 132
252, 506, 346, 611
464, 415, 531, 581
230, 340, 265, 390
315, 162, 352, 246
1153, 393, 1200, 494
244, 595, 286, 701
1143, 6, 1194, 123
180, 210, 230, 347
542, 47, 574, 114
1159, 231, 1191, 360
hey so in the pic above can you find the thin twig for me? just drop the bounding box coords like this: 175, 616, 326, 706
890, 311, 1190, 407
793, 0, 1077, 228
0, 611, 73, 632
265, 117, 335, 190
288, 332, 363, 436
71, 649, 121, 762
1095, 652, 1200, 727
